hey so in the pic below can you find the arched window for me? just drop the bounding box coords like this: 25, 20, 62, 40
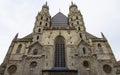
40, 22, 42, 25
33, 49, 38, 55
71, 23, 73, 26
80, 33, 82, 38
37, 36, 39, 40
83, 47, 86, 54
77, 21, 79, 24
98, 44, 103, 53
46, 18, 48, 21
45, 23, 48, 26
30, 61, 37, 68
76, 16, 78, 19
38, 28, 41, 32
7, 65, 17, 75
83, 61, 89, 68
16, 44, 22, 53
55, 36, 65, 67
41, 16, 43, 20
78, 27, 80, 30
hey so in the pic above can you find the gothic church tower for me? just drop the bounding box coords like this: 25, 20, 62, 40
0, 2, 120, 75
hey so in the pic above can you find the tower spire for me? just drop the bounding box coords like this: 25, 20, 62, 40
71, 1, 73, 5
101, 32, 107, 40
45, 1, 47, 5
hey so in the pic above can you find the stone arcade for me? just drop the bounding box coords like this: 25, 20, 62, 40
0, 2, 120, 75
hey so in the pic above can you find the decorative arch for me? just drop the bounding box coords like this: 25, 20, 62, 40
28, 42, 42, 55
30, 61, 37, 68
54, 35, 66, 67
16, 44, 22, 53
7, 65, 17, 74
33, 49, 38, 55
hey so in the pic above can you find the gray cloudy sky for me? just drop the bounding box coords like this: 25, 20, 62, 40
0, 0, 120, 64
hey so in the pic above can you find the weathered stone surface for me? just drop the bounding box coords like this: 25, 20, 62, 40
0, 2, 119, 75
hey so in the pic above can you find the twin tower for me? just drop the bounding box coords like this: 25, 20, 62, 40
0, 2, 120, 75
33, 2, 85, 33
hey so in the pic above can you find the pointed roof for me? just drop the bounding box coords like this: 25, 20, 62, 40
86, 32, 97, 39
69, 2, 77, 9
17, 33, 33, 42
42, 2, 49, 10
51, 12, 68, 26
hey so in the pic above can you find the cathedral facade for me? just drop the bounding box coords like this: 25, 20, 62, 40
0, 2, 120, 75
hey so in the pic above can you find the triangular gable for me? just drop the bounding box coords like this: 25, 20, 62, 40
29, 42, 42, 48
51, 12, 68, 26
77, 39, 91, 48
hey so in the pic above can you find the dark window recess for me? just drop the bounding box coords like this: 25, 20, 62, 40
37, 36, 39, 40
76, 16, 78, 19
46, 18, 48, 21
98, 44, 103, 53
33, 49, 38, 55
55, 36, 65, 67
83, 47, 86, 54
16, 44, 22, 53
83, 61, 89, 68
41, 16, 43, 20
77, 21, 79, 24
74, 54, 78, 56
38, 28, 41, 32
80, 33, 82, 38
78, 27, 80, 30
71, 23, 73, 26
30, 62, 37, 68
40, 22, 42, 25
45, 23, 48, 26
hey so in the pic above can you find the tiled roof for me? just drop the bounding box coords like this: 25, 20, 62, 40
51, 12, 68, 27
16, 33, 33, 42
86, 32, 97, 39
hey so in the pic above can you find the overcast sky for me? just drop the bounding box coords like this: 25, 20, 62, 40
0, 0, 120, 64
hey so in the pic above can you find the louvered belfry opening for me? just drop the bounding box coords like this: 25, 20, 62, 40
55, 36, 65, 67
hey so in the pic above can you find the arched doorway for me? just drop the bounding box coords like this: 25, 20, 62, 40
54, 36, 65, 67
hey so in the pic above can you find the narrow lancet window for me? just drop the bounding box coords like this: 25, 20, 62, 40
38, 28, 41, 32
45, 23, 48, 26
55, 36, 65, 67
83, 47, 86, 54
98, 44, 103, 53
76, 16, 78, 19
16, 44, 22, 53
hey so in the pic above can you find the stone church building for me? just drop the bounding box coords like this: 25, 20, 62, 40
0, 2, 120, 75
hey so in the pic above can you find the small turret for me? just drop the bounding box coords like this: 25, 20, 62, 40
69, 2, 78, 11
68, 2, 86, 32
33, 2, 51, 33
42, 2, 49, 14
